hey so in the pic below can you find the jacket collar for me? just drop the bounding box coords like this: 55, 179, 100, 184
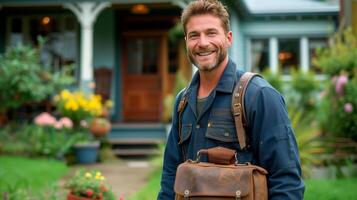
184, 58, 237, 119
188, 58, 237, 94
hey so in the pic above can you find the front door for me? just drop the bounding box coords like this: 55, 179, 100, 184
122, 34, 162, 122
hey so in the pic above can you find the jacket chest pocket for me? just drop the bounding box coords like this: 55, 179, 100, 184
205, 121, 238, 143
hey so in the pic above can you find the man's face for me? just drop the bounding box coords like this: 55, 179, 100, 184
185, 14, 232, 72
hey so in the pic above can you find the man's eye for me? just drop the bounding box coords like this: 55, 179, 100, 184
188, 34, 198, 39
208, 32, 217, 36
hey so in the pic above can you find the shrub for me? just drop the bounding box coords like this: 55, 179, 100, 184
313, 28, 357, 140
0, 44, 74, 117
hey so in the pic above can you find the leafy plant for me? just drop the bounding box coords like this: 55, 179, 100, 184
54, 90, 110, 126
313, 28, 357, 141
163, 70, 189, 122
286, 69, 321, 121
313, 28, 357, 76
65, 169, 117, 200
0, 44, 74, 117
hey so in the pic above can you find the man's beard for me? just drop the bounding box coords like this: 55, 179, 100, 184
188, 48, 227, 72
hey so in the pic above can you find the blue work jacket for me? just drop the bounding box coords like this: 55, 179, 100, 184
158, 58, 305, 200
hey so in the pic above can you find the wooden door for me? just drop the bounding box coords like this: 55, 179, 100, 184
122, 34, 162, 122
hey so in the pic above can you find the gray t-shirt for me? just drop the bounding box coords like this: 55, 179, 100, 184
197, 96, 209, 117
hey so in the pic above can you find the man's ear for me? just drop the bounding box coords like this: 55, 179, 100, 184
227, 31, 233, 46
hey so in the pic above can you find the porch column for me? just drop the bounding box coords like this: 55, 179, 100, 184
300, 36, 309, 72
64, 2, 110, 93
269, 37, 279, 73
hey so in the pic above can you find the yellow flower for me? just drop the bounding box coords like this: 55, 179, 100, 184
85, 172, 92, 178
60, 89, 71, 100
54, 89, 114, 123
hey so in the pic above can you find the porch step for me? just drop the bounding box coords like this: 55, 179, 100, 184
107, 123, 168, 157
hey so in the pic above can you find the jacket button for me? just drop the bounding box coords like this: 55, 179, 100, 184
195, 124, 200, 129
224, 132, 229, 137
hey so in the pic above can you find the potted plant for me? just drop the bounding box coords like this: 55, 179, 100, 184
66, 169, 117, 200
72, 133, 100, 164
89, 117, 111, 137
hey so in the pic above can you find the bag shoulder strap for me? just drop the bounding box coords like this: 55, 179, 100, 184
232, 72, 261, 150
177, 87, 189, 161
177, 87, 188, 145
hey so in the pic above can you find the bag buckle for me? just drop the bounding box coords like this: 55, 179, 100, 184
236, 190, 241, 200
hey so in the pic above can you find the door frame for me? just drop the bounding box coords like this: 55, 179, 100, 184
121, 30, 169, 122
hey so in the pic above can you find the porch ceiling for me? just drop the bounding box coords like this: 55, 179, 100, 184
0, 0, 180, 6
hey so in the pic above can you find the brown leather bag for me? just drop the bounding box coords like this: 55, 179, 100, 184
174, 72, 268, 200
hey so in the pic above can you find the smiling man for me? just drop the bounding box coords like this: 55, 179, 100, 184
157, 0, 305, 199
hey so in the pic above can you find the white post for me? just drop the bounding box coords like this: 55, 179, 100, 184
300, 37, 309, 73
64, 2, 110, 92
269, 37, 279, 73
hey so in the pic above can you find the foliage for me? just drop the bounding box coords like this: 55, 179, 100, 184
168, 21, 184, 44
288, 105, 330, 178
4, 112, 72, 159
313, 28, 357, 140
313, 28, 357, 76
0, 44, 74, 115
289, 69, 320, 111
261, 68, 283, 93
65, 169, 117, 200
0, 156, 68, 199
163, 70, 189, 122
54, 90, 113, 126
0, 123, 81, 159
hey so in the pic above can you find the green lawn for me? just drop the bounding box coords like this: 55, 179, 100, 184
305, 178, 357, 200
0, 156, 68, 198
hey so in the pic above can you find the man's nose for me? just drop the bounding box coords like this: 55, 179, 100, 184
197, 35, 210, 47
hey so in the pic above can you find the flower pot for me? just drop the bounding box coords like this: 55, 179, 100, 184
67, 193, 100, 200
67, 193, 90, 200
89, 118, 111, 137
73, 142, 100, 164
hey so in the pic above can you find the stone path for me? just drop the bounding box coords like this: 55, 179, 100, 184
61, 159, 156, 199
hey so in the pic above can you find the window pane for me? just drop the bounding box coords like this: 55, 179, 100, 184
278, 38, 300, 74
127, 38, 158, 74
309, 37, 328, 74
250, 39, 269, 73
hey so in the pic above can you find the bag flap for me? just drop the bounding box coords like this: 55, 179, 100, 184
174, 161, 266, 197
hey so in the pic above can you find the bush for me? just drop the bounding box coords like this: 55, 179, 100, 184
0, 124, 80, 159
0, 44, 74, 117
313, 28, 357, 140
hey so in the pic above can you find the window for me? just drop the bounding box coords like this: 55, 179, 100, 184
278, 38, 300, 74
309, 37, 328, 74
127, 37, 159, 74
250, 39, 269, 73
7, 15, 78, 73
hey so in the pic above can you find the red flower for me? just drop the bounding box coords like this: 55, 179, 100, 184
86, 189, 93, 197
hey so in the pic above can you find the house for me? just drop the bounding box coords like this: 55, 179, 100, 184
340, 0, 357, 35
0, 0, 339, 155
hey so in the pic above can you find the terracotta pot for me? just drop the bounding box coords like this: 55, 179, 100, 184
67, 193, 99, 200
89, 118, 111, 137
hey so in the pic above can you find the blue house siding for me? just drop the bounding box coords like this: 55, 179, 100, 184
0, 12, 5, 54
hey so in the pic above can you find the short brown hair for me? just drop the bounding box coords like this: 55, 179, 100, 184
181, 0, 230, 35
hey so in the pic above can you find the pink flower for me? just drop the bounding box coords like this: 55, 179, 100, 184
344, 103, 353, 113
335, 75, 348, 96
34, 112, 56, 126
58, 117, 73, 129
